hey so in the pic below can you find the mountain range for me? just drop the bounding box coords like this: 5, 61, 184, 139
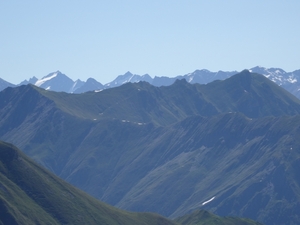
1, 66, 300, 99
1, 70, 300, 224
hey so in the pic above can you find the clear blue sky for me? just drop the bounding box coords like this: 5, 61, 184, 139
1, 1, 299, 84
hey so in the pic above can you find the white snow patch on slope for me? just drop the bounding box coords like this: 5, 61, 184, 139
122, 75, 134, 84
202, 196, 215, 205
35, 73, 58, 87
288, 76, 297, 83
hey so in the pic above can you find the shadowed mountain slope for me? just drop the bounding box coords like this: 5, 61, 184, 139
198, 70, 300, 117
0, 141, 177, 225
0, 78, 16, 92
0, 141, 262, 225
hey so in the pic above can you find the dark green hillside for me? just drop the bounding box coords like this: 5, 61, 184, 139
175, 210, 263, 225
0, 141, 177, 225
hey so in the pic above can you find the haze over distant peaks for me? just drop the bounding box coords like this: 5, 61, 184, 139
1, 66, 300, 99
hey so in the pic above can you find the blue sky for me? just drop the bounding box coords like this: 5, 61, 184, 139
1, 1, 299, 84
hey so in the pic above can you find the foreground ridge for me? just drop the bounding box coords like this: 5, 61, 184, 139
0, 141, 262, 225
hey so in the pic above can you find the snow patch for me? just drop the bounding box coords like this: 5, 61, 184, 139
35, 73, 58, 87
288, 76, 297, 83
121, 120, 145, 125
122, 75, 134, 84
202, 196, 215, 205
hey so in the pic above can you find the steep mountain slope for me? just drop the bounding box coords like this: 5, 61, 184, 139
1, 71, 300, 224
109, 113, 300, 223
0, 78, 15, 92
105, 71, 153, 88
34, 71, 75, 92
0, 141, 262, 225
199, 70, 300, 117
0, 141, 177, 225
73, 78, 104, 93
19, 76, 38, 86
249, 66, 300, 99
175, 210, 263, 225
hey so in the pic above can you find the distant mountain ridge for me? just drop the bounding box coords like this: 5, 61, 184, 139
0, 78, 16, 91
1, 66, 300, 98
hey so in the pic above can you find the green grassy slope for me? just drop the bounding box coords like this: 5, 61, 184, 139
175, 210, 263, 225
0, 141, 177, 225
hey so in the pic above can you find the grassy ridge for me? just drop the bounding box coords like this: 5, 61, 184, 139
0, 141, 177, 225
175, 210, 263, 225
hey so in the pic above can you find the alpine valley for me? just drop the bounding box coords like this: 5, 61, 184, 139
1, 70, 300, 224
1, 141, 262, 225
